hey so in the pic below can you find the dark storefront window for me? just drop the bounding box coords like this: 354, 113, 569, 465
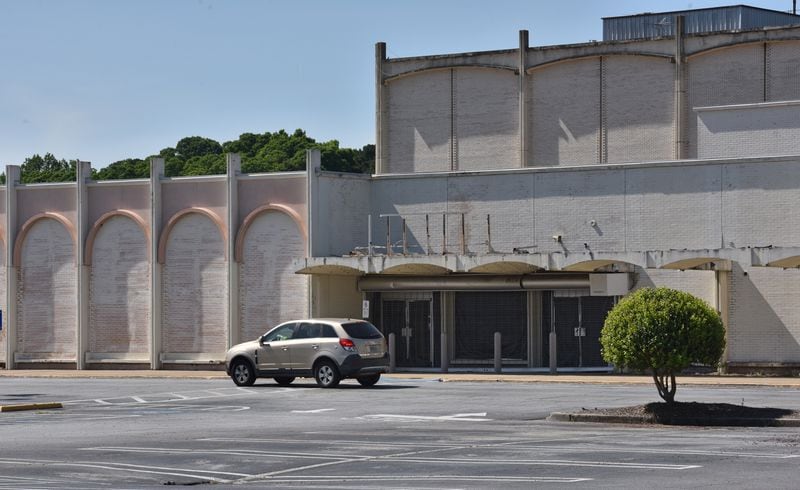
454, 291, 527, 361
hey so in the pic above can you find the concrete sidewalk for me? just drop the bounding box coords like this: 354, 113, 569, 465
1, 369, 799, 388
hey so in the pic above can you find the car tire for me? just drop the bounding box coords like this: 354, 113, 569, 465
356, 374, 381, 387
274, 376, 295, 386
231, 359, 256, 387
314, 360, 341, 388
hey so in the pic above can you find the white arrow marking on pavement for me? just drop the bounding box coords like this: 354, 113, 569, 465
360, 412, 490, 422
291, 408, 336, 413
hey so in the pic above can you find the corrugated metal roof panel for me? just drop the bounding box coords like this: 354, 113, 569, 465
603, 5, 800, 41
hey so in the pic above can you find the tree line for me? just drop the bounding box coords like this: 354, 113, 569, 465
3, 129, 375, 184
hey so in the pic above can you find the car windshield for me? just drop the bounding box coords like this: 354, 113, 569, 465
342, 321, 383, 339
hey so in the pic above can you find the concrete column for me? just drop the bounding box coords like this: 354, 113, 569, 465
76, 160, 91, 370
226, 154, 240, 349
305, 149, 321, 317
4, 166, 19, 369
375, 42, 387, 174
716, 270, 731, 372
518, 30, 529, 168
674, 15, 687, 160
149, 158, 164, 369
494, 332, 502, 373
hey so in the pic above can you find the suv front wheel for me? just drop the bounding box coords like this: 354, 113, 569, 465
231, 359, 256, 386
314, 360, 341, 388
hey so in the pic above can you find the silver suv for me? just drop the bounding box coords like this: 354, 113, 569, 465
225, 319, 389, 388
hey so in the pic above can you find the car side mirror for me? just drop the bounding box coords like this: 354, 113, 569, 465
259, 336, 268, 345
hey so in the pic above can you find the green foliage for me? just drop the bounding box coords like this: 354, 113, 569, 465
93, 158, 150, 180
14, 129, 375, 183
600, 287, 725, 402
175, 136, 223, 159
21, 153, 77, 183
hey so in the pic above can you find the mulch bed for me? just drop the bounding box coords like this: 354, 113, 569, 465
572, 402, 800, 426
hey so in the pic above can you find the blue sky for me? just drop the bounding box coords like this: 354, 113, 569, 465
1, 0, 796, 168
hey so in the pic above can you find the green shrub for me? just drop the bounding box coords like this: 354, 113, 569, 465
600, 287, 725, 403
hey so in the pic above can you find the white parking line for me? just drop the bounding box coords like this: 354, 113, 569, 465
256, 475, 593, 484
63, 387, 271, 406
291, 408, 336, 413
0, 458, 252, 484
356, 412, 490, 422
383, 456, 700, 470
498, 444, 800, 459
81, 446, 369, 460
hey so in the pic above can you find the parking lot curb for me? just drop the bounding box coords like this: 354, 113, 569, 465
547, 411, 800, 427
0, 402, 63, 413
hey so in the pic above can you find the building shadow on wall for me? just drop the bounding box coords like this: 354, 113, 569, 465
728, 262, 800, 364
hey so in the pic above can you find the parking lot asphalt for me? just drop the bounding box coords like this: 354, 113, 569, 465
1, 368, 800, 387
1, 376, 799, 489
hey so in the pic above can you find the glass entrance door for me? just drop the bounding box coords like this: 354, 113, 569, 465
381, 298, 433, 367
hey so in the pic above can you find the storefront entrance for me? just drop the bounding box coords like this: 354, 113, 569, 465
543, 293, 615, 368
381, 294, 434, 367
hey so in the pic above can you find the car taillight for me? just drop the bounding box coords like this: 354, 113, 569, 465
339, 338, 356, 352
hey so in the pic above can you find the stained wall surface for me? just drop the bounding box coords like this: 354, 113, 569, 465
17, 218, 76, 360
382, 33, 800, 172
239, 210, 308, 341
88, 215, 150, 355
162, 212, 227, 355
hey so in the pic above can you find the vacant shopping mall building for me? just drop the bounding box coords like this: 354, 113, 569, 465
3, 5, 800, 372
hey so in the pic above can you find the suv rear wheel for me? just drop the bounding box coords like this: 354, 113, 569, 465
314, 360, 341, 388
231, 359, 256, 386
357, 374, 380, 387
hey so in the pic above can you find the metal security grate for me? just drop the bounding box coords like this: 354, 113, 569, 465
454, 292, 527, 361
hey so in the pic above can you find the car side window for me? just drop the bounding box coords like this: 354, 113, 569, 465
295, 322, 321, 339
263, 323, 297, 342
321, 324, 338, 338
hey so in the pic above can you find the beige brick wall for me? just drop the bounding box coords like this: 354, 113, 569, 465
633, 268, 717, 307
387, 70, 451, 173
604, 56, 674, 163
625, 164, 722, 251
239, 210, 308, 341
17, 218, 76, 358
88, 215, 150, 354
454, 68, 518, 170
530, 58, 601, 166
0, 247, 5, 363
688, 44, 764, 158
767, 41, 800, 101
162, 213, 227, 354
728, 264, 800, 363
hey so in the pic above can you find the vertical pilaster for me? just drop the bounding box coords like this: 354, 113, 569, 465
149, 158, 164, 369
518, 30, 529, 168
306, 149, 321, 317
226, 154, 240, 349
674, 15, 687, 160
716, 269, 731, 372
76, 160, 91, 369
375, 42, 387, 174
4, 165, 19, 369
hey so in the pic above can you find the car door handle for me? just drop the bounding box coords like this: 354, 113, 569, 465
311, 345, 319, 350
282, 347, 289, 352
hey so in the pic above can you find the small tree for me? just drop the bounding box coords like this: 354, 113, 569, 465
600, 287, 725, 404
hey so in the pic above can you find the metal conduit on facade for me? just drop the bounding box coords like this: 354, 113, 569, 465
357, 274, 591, 292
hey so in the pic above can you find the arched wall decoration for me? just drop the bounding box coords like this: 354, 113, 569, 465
85, 210, 150, 266
234, 204, 307, 263
686, 38, 800, 59
13, 212, 77, 267
157, 207, 227, 264
384, 64, 518, 84
526, 51, 673, 74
